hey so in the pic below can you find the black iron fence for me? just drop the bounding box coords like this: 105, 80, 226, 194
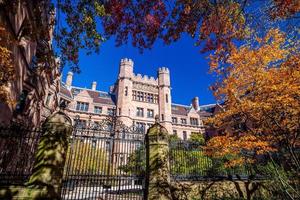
169, 140, 263, 181
0, 124, 42, 185
61, 121, 146, 200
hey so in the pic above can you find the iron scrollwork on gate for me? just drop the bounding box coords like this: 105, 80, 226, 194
61, 114, 146, 200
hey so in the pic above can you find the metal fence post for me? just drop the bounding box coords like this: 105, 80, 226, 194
146, 117, 172, 200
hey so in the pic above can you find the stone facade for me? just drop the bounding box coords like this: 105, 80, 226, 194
0, 0, 60, 126
59, 58, 214, 139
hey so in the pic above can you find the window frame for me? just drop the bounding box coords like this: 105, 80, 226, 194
147, 109, 154, 118
94, 106, 102, 114
136, 107, 144, 117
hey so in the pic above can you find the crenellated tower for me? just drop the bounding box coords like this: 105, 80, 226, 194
158, 67, 172, 133
116, 58, 134, 126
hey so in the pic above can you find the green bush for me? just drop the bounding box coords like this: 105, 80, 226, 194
188, 132, 205, 145
170, 149, 212, 176
65, 140, 108, 175
119, 146, 146, 176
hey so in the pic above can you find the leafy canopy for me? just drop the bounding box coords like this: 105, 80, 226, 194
52, 0, 299, 71
206, 28, 300, 168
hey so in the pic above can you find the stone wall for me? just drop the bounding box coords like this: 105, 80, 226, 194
170, 180, 271, 200
146, 122, 274, 200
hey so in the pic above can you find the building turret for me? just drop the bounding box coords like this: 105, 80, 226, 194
66, 72, 73, 87
119, 58, 134, 79
158, 67, 172, 133
91, 81, 97, 91
116, 58, 134, 126
192, 96, 200, 111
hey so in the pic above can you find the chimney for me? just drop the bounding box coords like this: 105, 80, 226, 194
66, 71, 73, 87
91, 81, 97, 91
192, 97, 200, 111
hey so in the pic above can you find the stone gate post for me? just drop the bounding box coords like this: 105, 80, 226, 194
146, 118, 172, 200
26, 111, 73, 198
0, 111, 72, 199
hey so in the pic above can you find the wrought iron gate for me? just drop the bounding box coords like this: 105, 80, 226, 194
61, 117, 146, 200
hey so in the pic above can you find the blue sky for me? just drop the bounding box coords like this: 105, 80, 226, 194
61, 34, 216, 106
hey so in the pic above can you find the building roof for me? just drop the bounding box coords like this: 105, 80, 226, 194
86, 90, 116, 105
171, 103, 217, 117
59, 85, 72, 99
59, 83, 116, 105
198, 104, 216, 118
171, 104, 190, 116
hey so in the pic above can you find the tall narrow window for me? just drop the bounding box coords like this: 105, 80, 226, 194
161, 114, 164, 121
154, 95, 158, 103
132, 91, 137, 100
172, 117, 178, 124
166, 94, 169, 103
183, 131, 187, 141
141, 92, 144, 101
125, 86, 128, 96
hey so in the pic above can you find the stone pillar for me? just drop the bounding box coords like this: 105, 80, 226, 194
0, 111, 73, 199
26, 111, 72, 197
146, 120, 172, 200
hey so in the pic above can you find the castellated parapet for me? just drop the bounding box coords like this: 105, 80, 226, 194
119, 58, 134, 78
132, 73, 158, 85
158, 67, 170, 87
120, 58, 134, 66
158, 67, 170, 74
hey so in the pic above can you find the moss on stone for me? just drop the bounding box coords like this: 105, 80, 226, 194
0, 111, 72, 200
146, 123, 172, 200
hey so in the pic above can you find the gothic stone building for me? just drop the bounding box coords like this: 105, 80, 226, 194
59, 58, 215, 140
0, 0, 60, 126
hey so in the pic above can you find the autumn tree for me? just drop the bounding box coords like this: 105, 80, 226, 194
2, 0, 298, 72
1, 0, 299, 73
206, 29, 300, 170
0, 26, 14, 105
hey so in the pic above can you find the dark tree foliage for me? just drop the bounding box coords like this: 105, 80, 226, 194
4, 0, 298, 71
